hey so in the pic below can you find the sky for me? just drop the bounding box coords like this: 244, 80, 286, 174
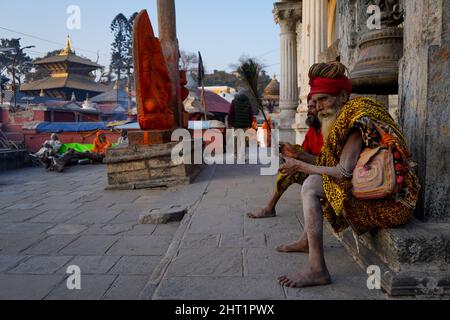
0, 0, 281, 76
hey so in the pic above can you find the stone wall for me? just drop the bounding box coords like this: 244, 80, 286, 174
399, 0, 450, 222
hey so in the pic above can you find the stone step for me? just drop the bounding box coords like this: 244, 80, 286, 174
332, 220, 450, 296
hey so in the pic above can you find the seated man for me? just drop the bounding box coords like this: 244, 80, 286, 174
32, 133, 62, 169
277, 61, 419, 288
117, 129, 129, 146
51, 132, 112, 172
92, 132, 112, 156
34, 133, 62, 157
248, 97, 323, 224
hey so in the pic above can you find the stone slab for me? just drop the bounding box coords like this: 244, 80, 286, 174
59, 236, 119, 256
58, 255, 121, 275
46, 224, 88, 235
0, 255, 29, 272
109, 256, 163, 275
106, 235, 172, 256
102, 275, 148, 300
245, 248, 308, 277
0, 209, 45, 223
153, 276, 285, 300
166, 248, 243, 277
220, 234, 266, 248
8, 256, 73, 274
23, 235, 80, 255
0, 274, 64, 300
181, 233, 221, 249
0, 223, 54, 234
0, 234, 45, 254
83, 224, 134, 236
45, 274, 118, 300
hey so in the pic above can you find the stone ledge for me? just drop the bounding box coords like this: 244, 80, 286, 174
329, 219, 450, 296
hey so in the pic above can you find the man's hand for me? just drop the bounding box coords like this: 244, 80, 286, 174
279, 157, 299, 176
279, 156, 311, 176
280, 142, 300, 159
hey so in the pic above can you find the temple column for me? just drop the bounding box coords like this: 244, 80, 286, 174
274, 1, 302, 144
293, 0, 328, 145
157, 0, 182, 127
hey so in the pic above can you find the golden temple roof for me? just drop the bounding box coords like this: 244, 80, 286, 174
263, 75, 280, 100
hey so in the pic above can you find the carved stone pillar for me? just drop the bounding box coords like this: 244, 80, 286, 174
294, 0, 328, 145
274, 1, 302, 144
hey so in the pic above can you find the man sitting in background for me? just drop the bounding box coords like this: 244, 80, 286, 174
92, 132, 112, 156
31, 133, 62, 169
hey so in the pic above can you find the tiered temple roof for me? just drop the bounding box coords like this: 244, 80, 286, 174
21, 36, 108, 101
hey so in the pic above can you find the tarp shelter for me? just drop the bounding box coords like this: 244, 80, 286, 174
35, 122, 110, 133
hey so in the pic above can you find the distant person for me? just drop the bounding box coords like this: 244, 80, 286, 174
117, 129, 129, 146
34, 133, 62, 158
92, 132, 112, 156
228, 94, 253, 129
262, 116, 273, 147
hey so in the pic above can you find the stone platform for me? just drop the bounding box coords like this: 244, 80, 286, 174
104, 141, 202, 190
333, 220, 450, 297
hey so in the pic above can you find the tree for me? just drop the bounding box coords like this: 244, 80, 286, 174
110, 13, 130, 81
0, 38, 32, 88
180, 51, 198, 72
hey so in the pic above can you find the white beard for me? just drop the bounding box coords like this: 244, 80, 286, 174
319, 110, 338, 141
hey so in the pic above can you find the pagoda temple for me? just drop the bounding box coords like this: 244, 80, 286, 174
21, 36, 108, 101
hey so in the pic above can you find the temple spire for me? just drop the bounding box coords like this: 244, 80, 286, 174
60, 35, 74, 56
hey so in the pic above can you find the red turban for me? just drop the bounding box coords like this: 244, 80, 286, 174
309, 76, 352, 97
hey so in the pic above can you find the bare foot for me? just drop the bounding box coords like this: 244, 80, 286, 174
247, 208, 276, 219
276, 239, 309, 253
277, 266, 331, 288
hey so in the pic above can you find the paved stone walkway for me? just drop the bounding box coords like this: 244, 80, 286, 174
0, 165, 179, 300
145, 164, 386, 300
1, 162, 387, 300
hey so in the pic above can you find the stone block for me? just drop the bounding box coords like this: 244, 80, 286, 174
104, 141, 203, 190
139, 206, 187, 225
336, 220, 450, 296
